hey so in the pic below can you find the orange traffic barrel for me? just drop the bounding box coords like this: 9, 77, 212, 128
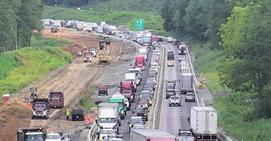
89, 116, 94, 124
85, 118, 90, 125
94, 109, 98, 115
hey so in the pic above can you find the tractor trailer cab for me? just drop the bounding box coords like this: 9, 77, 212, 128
32, 99, 50, 119
120, 81, 135, 103
135, 55, 145, 71
49, 92, 64, 108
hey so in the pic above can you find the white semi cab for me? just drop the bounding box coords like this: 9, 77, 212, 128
190, 107, 217, 140
130, 129, 178, 141
97, 103, 121, 133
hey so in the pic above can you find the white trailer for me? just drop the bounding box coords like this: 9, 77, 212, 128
53, 20, 62, 27
42, 19, 53, 26
97, 26, 104, 33
76, 21, 86, 30
124, 73, 138, 88
130, 129, 177, 141
180, 73, 194, 94
100, 21, 106, 26
190, 107, 217, 140
97, 103, 120, 132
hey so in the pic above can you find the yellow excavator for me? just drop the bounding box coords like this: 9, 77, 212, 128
98, 38, 110, 64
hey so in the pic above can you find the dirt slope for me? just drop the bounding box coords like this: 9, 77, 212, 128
0, 29, 136, 141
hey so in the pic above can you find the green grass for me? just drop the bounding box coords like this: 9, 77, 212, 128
43, 6, 167, 35
82, 0, 162, 12
0, 37, 72, 103
190, 41, 271, 140
77, 86, 97, 109
31, 34, 72, 47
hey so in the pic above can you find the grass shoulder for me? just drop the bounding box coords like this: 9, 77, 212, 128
190, 41, 271, 140
0, 36, 72, 103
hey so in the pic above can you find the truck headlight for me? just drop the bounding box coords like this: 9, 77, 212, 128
43, 110, 47, 115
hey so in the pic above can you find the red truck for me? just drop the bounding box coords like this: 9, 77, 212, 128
151, 35, 158, 43
49, 92, 64, 108
83, 51, 93, 62
135, 55, 145, 70
120, 81, 135, 102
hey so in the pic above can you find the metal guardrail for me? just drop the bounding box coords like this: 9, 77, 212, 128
185, 44, 234, 141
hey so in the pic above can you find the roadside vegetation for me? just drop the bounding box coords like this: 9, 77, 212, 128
43, 6, 166, 35
77, 86, 97, 109
0, 37, 72, 103
161, 0, 271, 140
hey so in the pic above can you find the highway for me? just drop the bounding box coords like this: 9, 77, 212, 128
160, 43, 197, 135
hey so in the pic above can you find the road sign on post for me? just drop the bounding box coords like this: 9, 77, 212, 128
135, 18, 144, 30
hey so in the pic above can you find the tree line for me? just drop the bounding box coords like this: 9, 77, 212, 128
42, 0, 109, 7
0, 0, 43, 52
161, 0, 271, 119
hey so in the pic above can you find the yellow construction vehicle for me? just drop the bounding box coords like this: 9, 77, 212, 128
98, 38, 110, 64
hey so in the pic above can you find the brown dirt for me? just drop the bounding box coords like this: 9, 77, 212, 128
0, 29, 136, 141
0, 98, 32, 141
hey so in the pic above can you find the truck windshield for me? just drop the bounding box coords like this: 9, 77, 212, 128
46, 134, 61, 139
99, 118, 116, 123
136, 61, 143, 64
100, 129, 115, 134
122, 89, 132, 93
27, 135, 44, 141
34, 103, 46, 107
51, 94, 60, 98
131, 119, 143, 124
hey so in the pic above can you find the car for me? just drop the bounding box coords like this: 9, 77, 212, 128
128, 116, 144, 132
166, 85, 176, 99
167, 61, 174, 67
140, 93, 153, 106
185, 92, 196, 102
88, 47, 97, 57
144, 80, 155, 90
71, 109, 84, 121
98, 129, 117, 141
151, 62, 158, 67
166, 79, 176, 86
152, 42, 161, 48
152, 50, 160, 56
98, 85, 108, 96
103, 134, 124, 141
143, 87, 154, 95
148, 71, 157, 79
150, 66, 158, 74
148, 78, 157, 85
169, 95, 181, 107
179, 55, 186, 62
62, 134, 71, 141
138, 99, 149, 108
178, 130, 195, 141
134, 107, 148, 121
45, 132, 62, 141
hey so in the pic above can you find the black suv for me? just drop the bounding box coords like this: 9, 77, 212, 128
71, 109, 84, 121
134, 107, 148, 121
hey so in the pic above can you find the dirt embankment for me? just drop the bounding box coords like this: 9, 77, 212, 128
0, 29, 136, 141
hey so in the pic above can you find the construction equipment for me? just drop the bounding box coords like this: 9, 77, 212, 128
98, 37, 110, 64
29, 87, 38, 103
17, 126, 46, 141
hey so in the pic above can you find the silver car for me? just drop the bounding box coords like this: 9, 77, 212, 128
185, 92, 196, 102
169, 95, 181, 107
178, 130, 195, 141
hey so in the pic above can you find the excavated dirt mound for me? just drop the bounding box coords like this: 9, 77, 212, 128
0, 98, 32, 141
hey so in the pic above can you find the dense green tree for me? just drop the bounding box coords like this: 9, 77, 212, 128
219, 5, 271, 96
161, 0, 173, 31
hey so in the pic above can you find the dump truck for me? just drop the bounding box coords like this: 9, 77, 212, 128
49, 92, 64, 108
190, 107, 217, 140
17, 127, 46, 141
130, 129, 178, 141
180, 73, 194, 94
83, 51, 93, 62
96, 103, 121, 133
32, 99, 50, 119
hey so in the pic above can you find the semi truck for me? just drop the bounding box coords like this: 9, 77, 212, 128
49, 92, 64, 108
97, 26, 104, 33
96, 103, 121, 133
108, 97, 126, 120
135, 55, 145, 71
142, 37, 151, 46
151, 35, 158, 43
124, 72, 137, 88
180, 73, 194, 94
130, 129, 178, 141
190, 107, 217, 140
120, 81, 135, 103
32, 99, 50, 119
17, 127, 46, 141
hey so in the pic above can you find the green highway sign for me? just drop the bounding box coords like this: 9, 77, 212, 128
135, 18, 144, 30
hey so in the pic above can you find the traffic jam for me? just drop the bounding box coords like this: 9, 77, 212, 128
15, 20, 218, 141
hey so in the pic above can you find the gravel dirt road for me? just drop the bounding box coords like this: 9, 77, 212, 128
0, 29, 136, 141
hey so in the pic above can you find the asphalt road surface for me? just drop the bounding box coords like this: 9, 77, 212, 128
160, 43, 197, 136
